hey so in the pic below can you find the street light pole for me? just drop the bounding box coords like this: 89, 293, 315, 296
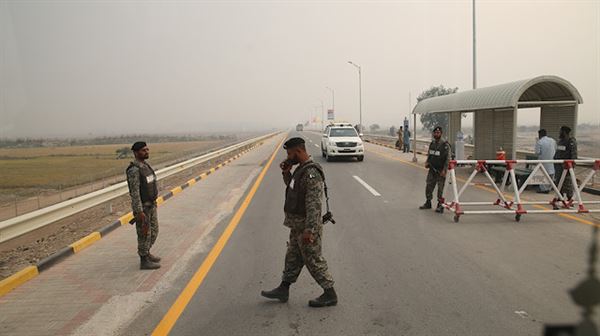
325, 87, 334, 112
348, 61, 362, 133
320, 101, 324, 131
472, 0, 477, 90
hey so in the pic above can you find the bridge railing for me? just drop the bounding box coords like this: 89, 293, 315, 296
0, 132, 279, 243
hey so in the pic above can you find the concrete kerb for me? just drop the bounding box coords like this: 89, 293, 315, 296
0, 142, 265, 298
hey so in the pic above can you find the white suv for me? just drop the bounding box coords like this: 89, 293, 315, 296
321, 124, 364, 161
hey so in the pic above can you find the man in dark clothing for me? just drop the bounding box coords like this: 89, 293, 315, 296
553, 126, 578, 204
419, 126, 451, 213
126, 141, 161, 270
261, 137, 337, 307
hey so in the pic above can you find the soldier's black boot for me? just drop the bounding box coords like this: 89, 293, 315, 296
140, 256, 161, 270
419, 200, 432, 209
148, 253, 161, 263
309, 287, 337, 307
435, 203, 444, 213
261, 282, 289, 302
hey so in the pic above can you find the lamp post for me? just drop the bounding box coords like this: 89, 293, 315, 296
325, 87, 335, 112
348, 61, 362, 133
320, 101, 324, 131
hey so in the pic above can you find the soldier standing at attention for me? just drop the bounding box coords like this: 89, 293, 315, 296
261, 137, 337, 307
553, 126, 578, 206
419, 126, 451, 213
126, 141, 161, 270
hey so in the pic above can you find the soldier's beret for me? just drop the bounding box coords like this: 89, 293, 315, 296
131, 141, 147, 151
433, 126, 443, 132
283, 137, 305, 149
560, 126, 571, 134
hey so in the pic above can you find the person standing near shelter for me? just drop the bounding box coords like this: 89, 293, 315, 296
261, 137, 337, 307
397, 126, 404, 150
553, 126, 578, 203
419, 126, 451, 213
403, 126, 411, 153
534, 129, 556, 194
126, 141, 161, 270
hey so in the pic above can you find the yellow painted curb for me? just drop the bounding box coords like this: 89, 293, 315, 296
120, 212, 134, 225
0, 139, 270, 299
70, 232, 101, 253
0, 266, 39, 297
171, 186, 183, 196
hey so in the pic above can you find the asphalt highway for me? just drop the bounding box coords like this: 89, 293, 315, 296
116, 131, 600, 336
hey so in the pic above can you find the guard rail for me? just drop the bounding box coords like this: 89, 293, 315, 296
0, 132, 279, 243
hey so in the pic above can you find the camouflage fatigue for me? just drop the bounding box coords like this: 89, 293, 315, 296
281, 161, 334, 289
283, 164, 324, 230
425, 169, 446, 202
554, 165, 576, 200
135, 205, 159, 256
282, 226, 334, 289
425, 140, 451, 202
126, 161, 159, 257
554, 136, 578, 200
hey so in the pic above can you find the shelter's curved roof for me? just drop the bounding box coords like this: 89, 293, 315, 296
412, 75, 583, 114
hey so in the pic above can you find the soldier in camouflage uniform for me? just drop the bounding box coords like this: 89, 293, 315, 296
126, 141, 161, 270
419, 126, 451, 213
553, 126, 578, 207
261, 137, 337, 307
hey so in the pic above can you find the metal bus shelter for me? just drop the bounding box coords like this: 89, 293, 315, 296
412, 75, 583, 159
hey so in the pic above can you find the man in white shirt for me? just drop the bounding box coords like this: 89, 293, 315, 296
534, 129, 556, 193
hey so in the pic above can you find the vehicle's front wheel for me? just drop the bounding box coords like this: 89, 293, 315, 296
357, 155, 364, 162
326, 152, 333, 162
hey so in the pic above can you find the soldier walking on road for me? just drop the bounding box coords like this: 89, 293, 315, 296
126, 141, 161, 270
553, 126, 578, 207
261, 137, 337, 307
419, 126, 451, 213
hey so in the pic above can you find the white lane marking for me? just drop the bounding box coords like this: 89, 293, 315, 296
353, 176, 381, 196
315, 144, 319, 148
514, 311, 529, 319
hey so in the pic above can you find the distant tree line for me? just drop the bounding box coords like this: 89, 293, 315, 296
0, 134, 236, 149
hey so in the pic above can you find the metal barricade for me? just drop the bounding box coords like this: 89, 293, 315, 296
443, 159, 600, 222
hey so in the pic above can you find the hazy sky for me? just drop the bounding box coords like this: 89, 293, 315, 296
1, 0, 599, 138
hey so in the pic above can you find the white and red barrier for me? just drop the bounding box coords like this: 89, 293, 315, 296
443, 159, 600, 222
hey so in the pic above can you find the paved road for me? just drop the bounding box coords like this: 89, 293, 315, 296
1, 131, 597, 336
129, 131, 596, 335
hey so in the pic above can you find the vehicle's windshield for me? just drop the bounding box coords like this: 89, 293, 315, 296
329, 128, 358, 137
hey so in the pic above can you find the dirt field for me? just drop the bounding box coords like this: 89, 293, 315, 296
0, 140, 226, 206
516, 127, 600, 158
0, 142, 257, 280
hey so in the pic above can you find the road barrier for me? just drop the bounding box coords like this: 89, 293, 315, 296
443, 159, 600, 222
0, 132, 279, 243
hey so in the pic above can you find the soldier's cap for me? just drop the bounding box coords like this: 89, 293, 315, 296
283, 137, 305, 150
433, 126, 443, 132
560, 126, 571, 134
131, 141, 147, 151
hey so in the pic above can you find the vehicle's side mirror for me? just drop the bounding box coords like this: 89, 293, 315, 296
359, 133, 364, 138
322, 134, 327, 137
